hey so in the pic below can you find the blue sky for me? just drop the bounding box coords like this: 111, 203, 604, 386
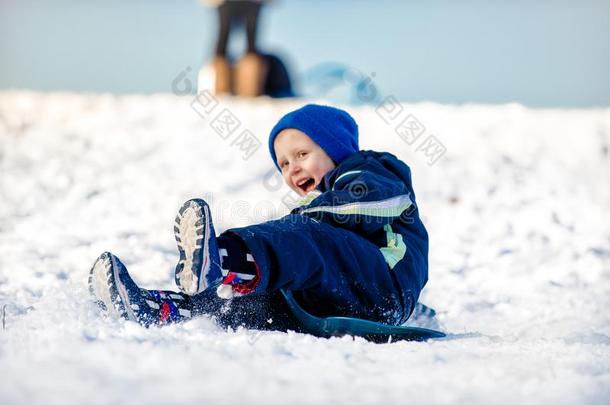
1, 0, 609, 107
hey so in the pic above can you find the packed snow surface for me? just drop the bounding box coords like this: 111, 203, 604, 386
0, 91, 609, 404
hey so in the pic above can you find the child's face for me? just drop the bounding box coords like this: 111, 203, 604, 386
274, 128, 336, 196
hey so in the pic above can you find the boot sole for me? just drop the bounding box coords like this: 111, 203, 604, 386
89, 252, 137, 322
174, 199, 209, 295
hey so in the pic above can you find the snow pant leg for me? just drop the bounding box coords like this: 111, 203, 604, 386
226, 215, 408, 324
215, 4, 231, 56
215, 1, 261, 56
191, 287, 303, 332
243, 2, 261, 53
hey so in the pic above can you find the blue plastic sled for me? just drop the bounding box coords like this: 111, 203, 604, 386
281, 290, 446, 343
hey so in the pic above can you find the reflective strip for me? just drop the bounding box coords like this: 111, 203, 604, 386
332, 170, 363, 190
146, 300, 160, 309
232, 272, 256, 281
300, 193, 412, 218
221, 269, 256, 280
379, 224, 407, 270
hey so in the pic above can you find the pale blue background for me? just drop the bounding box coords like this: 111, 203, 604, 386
1, 0, 609, 107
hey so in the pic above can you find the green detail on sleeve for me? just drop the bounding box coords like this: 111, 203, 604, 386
298, 191, 322, 206
380, 224, 407, 269
299, 194, 412, 218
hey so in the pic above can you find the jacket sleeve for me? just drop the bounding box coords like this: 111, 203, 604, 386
292, 162, 415, 235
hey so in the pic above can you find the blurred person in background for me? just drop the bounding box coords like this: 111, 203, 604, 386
202, 0, 271, 96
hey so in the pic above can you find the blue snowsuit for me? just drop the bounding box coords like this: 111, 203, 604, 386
221, 150, 429, 326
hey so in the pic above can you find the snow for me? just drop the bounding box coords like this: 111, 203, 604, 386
1, 91, 609, 404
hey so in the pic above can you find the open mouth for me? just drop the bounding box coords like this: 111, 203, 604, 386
296, 177, 316, 194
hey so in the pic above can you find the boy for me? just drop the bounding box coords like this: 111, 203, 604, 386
89, 104, 428, 330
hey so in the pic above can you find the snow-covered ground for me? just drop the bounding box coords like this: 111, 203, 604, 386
0, 91, 609, 404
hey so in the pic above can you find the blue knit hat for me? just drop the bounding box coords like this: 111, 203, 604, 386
268, 104, 359, 170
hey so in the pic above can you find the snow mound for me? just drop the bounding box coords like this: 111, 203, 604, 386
0, 91, 609, 404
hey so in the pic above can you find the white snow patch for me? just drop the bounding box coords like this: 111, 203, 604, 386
0, 91, 609, 404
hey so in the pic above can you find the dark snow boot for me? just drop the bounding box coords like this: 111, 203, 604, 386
89, 252, 193, 326
174, 199, 223, 296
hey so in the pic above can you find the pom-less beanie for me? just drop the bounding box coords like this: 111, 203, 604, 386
268, 104, 359, 170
